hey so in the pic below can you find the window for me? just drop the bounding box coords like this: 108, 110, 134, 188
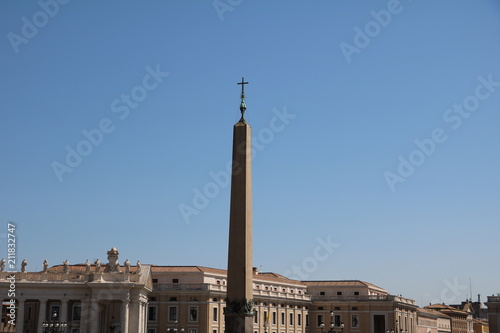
318, 307, 324, 310
334, 307, 340, 311
354, 291, 359, 295
71, 330, 80, 333
149, 297, 157, 301
147, 330, 156, 333
272, 312, 277, 325
189, 306, 198, 322
27, 306, 32, 320
188, 330, 197, 333
298, 313, 301, 326
213, 330, 217, 333
264, 311, 268, 325
337, 291, 342, 296
152, 279, 158, 283
319, 291, 325, 295
72, 304, 81, 321
351, 315, 359, 328
172, 278, 179, 283
352, 307, 358, 311
168, 306, 178, 322
148, 306, 157, 321
217, 280, 221, 284
254, 310, 258, 324
334, 315, 341, 327
281, 312, 285, 325
306, 314, 309, 327
169, 297, 177, 301
317, 315, 324, 327
50, 305, 60, 318
289, 313, 293, 325
213, 307, 218, 322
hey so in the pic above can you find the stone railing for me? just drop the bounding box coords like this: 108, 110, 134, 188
311, 294, 415, 305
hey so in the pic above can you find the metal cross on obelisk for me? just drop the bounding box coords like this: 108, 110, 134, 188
237, 77, 249, 121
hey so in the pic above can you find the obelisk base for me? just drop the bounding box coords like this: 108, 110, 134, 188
224, 313, 254, 333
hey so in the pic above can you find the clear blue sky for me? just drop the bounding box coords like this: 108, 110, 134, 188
1, 1, 499, 307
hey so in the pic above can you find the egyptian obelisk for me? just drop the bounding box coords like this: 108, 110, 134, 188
224, 78, 254, 333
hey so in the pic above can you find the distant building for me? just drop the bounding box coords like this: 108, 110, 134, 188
303, 280, 418, 333
425, 304, 473, 333
417, 308, 451, 333
486, 295, 500, 333
473, 318, 490, 333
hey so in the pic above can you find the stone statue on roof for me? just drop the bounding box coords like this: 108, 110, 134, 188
124, 258, 131, 273
105, 247, 120, 272
63, 259, 69, 273
21, 259, 27, 272
43, 259, 48, 273
85, 259, 91, 273
95, 258, 101, 272
0, 258, 5, 271
136, 260, 141, 275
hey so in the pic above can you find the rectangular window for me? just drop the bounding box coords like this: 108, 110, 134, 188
189, 306, 198, 322
254, 310, 258, 324
213, 307, 218, 322
213, 330, 217, 333
306, 314, 309, 327
264, 311, 268, 325
152, 279, 158, 283
148, 306, 157, 322
352, 307, 358, 311
169, 306, 178, 322
298, 313, 301, 326
147, 330, 156, 333
272, 312, 277, 325
289, 313, 293, 326
72, 304, 81, 321
354, 291, 359, 295
351, 315, 359, 328
188, 330, 197, 333
337, 291, 342, 296
172, 278, 179, 283
51, 305, 60, 318
281, 312, 285, 325
319, 291, 325, 295
334, 315, 341, 327
317, 315, 323, 327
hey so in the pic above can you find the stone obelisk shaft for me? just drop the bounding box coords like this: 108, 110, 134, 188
225, 120, 253, 333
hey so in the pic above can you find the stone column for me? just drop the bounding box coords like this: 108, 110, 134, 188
80, 300, 89, 333
60, 299, 68, 323
121, 298, 129, 333
143, 301, 148, 333
89, 299, 100, 333
15, 299, 25, 333
37, 299, 47, 333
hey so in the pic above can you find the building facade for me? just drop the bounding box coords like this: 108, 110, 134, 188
0, 248, 423, 333
425, 304, 473, 333
303, 280, 418, 333
486, 295, 500, 333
